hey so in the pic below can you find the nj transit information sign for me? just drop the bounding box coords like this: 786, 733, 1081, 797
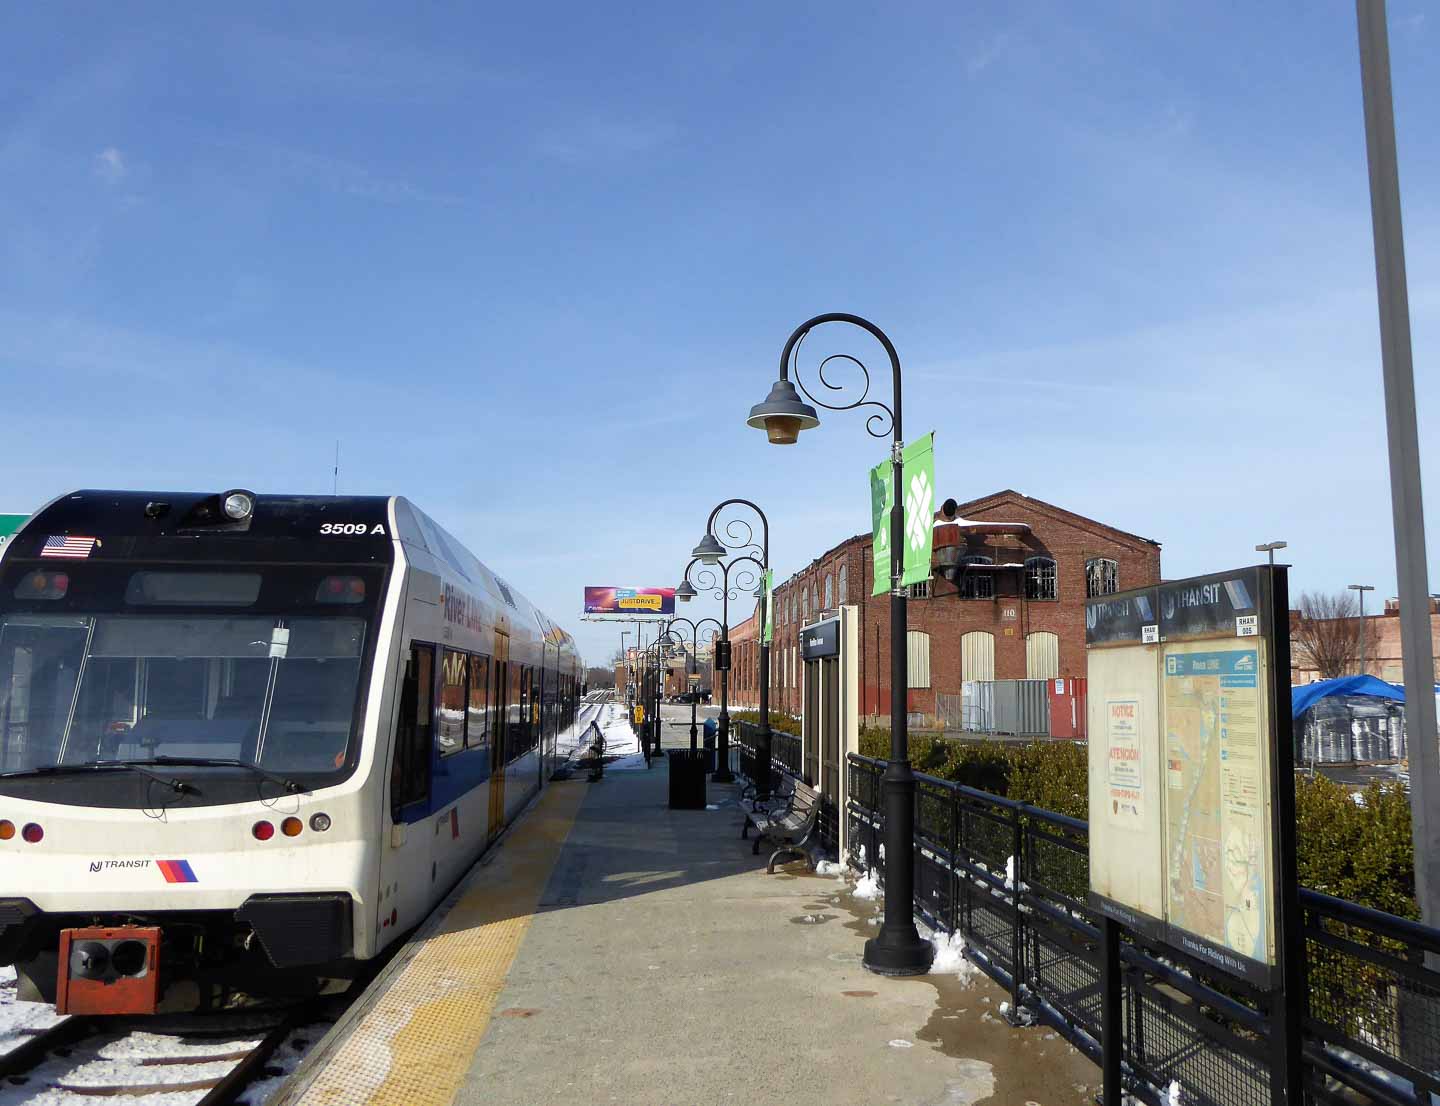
1086, 567, 1279, 985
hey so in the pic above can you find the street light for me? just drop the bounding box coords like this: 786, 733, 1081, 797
1349, 583, 1375, 676
667, 617, 722, 752
1255, 540, 1287, 567
680, 551, 765, 785
748, 312, 933, 977
689, 499, 774, 798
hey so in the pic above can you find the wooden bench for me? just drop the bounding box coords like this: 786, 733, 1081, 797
747, 779, 822, 874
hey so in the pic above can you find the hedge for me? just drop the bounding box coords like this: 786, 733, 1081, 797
746, 720, 1416, 917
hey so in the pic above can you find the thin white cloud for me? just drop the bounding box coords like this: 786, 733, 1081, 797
535, 118, 678, 165
94, 146, 127, 183
966, 32, 1012, 78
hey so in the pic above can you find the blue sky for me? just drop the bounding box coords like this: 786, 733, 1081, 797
2, 2, 1436, 666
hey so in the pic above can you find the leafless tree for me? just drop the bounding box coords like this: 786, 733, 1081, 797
1292, 591, 1363, 679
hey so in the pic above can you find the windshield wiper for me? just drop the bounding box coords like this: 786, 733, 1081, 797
145, 756, 306, 794
0, 761, 198, 795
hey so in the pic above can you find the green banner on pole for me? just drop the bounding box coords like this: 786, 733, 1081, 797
869, 433, 935, 596
762, 569, 774, 645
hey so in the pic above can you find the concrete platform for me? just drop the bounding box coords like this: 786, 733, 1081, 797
281, 750, 1100, 1106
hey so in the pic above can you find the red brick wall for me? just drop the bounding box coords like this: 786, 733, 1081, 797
727, 491, 1161, 726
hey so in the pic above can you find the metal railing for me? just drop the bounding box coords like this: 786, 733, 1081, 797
842, 753, 1440, 1106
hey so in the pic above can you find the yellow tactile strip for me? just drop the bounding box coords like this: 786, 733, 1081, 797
293, 783, 589, 1106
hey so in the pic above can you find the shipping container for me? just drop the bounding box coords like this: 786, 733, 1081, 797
1048, 676, 1087, 740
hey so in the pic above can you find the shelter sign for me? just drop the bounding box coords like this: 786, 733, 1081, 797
869, 432, 935, 596
1086, 566, 1283, 986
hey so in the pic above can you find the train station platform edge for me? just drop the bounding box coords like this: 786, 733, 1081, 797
278, 744, 1099, 1106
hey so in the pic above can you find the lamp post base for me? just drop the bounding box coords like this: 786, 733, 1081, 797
862, 929, 934, 977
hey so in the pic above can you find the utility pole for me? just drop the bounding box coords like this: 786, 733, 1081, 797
1348, 584, 1375, 675
1355, 1, 1440, 943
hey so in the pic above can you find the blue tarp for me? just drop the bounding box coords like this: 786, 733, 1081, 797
1292, 675, 1406, 719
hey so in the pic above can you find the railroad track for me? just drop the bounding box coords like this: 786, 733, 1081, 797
0, 1003, 334, 1106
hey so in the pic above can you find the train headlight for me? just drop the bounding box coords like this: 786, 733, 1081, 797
309, 812, 332, 833
222, 490, 255, 521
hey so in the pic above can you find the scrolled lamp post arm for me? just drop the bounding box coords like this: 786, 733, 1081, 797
755, 312, 930, 976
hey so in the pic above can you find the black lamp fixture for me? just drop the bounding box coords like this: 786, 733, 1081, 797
676, 579, 698, 602
691, 532, 728, 565
746, 379, 820, 445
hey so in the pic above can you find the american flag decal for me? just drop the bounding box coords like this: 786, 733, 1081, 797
41, 535, 98, 559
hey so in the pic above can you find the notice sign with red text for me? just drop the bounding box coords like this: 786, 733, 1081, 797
1106, 697, 1143, 823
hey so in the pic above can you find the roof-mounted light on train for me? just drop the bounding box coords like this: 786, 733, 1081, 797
222, 490, 256, 521
317, 576, 365, 604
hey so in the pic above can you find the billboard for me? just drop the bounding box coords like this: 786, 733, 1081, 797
1086, 566, 1284, 986
583, 586, 676, 616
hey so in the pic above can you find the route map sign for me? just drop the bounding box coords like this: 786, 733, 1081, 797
1086, 566, 1285, 986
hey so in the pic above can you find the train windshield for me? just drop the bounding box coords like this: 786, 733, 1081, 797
0, 567, 379, 778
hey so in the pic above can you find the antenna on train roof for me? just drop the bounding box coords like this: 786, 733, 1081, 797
333, 440, 340, 496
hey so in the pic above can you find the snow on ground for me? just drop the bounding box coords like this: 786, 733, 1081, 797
0, 965, 66, 1052
0, 1005, 334, 1106
928, 930, 980, 984
814, 860, 846, 879
852, 869, 882, 900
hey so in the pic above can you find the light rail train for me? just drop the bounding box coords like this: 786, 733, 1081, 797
0, 489, 581, 1013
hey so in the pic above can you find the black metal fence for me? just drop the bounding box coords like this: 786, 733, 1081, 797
842, 753, 1440, 1106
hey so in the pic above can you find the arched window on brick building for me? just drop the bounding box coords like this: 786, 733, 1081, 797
1025, 556, 1057, 600
959, 555, 995, 599
824, 574, 833, 610
1086, 557, 1119, 597
837, 564, 848, 603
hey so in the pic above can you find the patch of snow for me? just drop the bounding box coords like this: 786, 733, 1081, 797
815, 860, 847, 878
0, 964, 66, 1052
1351, 791, 1366, 807
1167, 1079, 1184, 1105
928, 930, 978, 983
887, 1038, 914, 1048
705, 804, 720, 811
852, 869, 882, 901
999, 1000, 1036, 1026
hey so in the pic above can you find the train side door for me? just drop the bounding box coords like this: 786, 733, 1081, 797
381, 642, 435, 941
487, 631, 509, 841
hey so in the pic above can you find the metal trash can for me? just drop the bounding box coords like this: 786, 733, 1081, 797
702, 718, 718, 774
668, 749, 707, 810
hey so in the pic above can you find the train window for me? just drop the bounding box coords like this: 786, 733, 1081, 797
438, 649, 468, 757
466, 653, 490, 748
391, 644, 433, 817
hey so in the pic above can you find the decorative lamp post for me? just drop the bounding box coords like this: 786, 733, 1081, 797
689, 499, 774, 799
666, 617, 722, 751
679, 552, 764, 784
747, 312, 933, 976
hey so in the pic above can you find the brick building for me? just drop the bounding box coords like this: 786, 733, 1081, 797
727, 490, 1161, 726
1292, 596, 1440, 685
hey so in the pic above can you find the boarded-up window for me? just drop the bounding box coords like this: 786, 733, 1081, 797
837, 564, 848, 603
961, 631, 995, 682
1025, 631, 1060, 680
907, 630, 931, 689
824, 574, 833, 609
